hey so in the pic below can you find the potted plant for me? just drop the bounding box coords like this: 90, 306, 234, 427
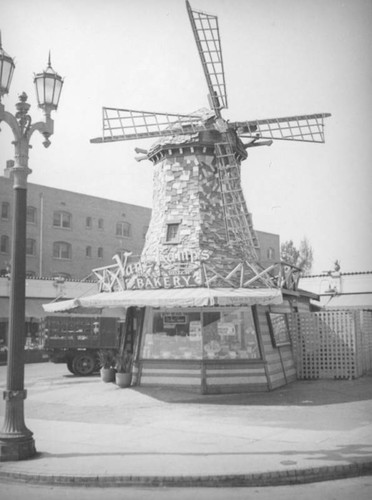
98, 349, 116, 383
115, 351, 133, 388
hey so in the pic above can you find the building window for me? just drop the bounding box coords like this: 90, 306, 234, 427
267, 247, 275, 260
1, 202, 10, 220
0, 235, 10, 253
86, 216, 92, 228
116, 221, 131, 237
53, 241, 72, 260
27, 206, 37, 224
86, 246, 92, 258
53, 211, 72, 229
98, 247, 103, 259
98, 218, 104, 229
26, 238, 36, 256
166, 223, 180, 243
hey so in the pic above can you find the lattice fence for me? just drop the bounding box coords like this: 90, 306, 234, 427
288, 310, 372, 380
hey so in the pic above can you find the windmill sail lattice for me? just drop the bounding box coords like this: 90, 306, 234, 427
235, 113, 329, 143
90, 1, 331, 292
91, 108, 206, 144
186, 0, 227, 114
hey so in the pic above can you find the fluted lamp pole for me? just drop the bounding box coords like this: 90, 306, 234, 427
0, 34, 63, 461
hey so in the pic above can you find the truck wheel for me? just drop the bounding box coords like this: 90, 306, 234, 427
67, 359, 76, 374
72, 352, 96, 376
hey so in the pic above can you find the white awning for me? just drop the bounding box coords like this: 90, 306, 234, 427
43, 298, 80, 313
43, 287, 282, 312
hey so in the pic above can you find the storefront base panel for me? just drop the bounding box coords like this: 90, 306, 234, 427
138, 360, 202, 387
206, 375, 268, 385
140, 376, 201, 386
137, 360, 271, 393
270, 372, 297, 390
204, 383, 270, 394
205, 362, 267, 389
266, 367, 297, 389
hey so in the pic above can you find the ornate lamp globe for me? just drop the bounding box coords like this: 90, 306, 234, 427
0, 32, 15, 99
34, 52, 64, 112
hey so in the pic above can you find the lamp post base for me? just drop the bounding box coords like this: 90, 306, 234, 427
0, 436, 36, 461
0, 390, 36, 461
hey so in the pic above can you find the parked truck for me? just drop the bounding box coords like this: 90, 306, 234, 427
42, 315, 124, 376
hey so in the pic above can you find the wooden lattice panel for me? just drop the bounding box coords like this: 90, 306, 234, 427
289, 311, 360, 380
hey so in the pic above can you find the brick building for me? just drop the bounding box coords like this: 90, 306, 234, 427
0, 175, 151, 280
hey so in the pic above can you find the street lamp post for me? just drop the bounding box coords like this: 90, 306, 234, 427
0, 34, 63, 461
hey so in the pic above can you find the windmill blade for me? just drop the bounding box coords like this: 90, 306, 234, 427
233, 113, 331, 143
90, 107, 207, 144
186, 1, 227, 115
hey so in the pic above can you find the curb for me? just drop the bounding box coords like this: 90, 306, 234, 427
0, 461, 371, 488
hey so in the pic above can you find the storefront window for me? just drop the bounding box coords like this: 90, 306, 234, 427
141, 308, 261, 361
203, 308, 260, 360
143, 311, 202, 359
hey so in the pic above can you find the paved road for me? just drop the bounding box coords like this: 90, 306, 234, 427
1, 476, 372, 500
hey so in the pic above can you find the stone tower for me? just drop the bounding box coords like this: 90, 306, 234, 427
137, 126, 259, 288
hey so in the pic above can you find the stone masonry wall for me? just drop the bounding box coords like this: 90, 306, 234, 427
140, 149, 250, 286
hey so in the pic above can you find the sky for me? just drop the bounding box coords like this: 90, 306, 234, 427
0, 0, 371, 275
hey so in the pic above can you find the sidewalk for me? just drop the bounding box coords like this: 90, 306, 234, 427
0, 364, 372, 487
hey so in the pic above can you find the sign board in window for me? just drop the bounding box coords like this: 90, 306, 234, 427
163, 314, 187, 325
267, 312, 291, 347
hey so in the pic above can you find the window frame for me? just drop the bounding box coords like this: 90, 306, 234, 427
116, 221, 131, 238
26, 238, 37, 256
0, 235, 10, 254
26, 206, 37, 224
53, 241, 72, 260
1, 202, 10, 220
267, 247, 275, 260
53, 211, 72, 229
165, 222, 180, 244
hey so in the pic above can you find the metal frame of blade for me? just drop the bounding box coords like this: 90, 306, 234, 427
234, 113, 331, 143
186, 0, 227, 116
90, 107, 207, 143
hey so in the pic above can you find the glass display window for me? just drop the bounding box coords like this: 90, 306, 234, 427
142, 311, 202, 360
203, 308, 261, 360
141, 307, 261, 361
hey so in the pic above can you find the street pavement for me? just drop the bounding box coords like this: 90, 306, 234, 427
0, 362, 371, 487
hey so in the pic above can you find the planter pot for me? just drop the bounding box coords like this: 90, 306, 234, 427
115, 372, 132, 388
100, 367, 116, 383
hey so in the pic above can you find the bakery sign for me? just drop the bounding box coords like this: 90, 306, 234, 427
121, 249, 212, 290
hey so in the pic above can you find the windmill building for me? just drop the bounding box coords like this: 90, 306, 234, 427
44, 1, 330, 394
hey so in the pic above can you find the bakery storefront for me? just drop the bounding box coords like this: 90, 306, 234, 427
47, 283, 297, 394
